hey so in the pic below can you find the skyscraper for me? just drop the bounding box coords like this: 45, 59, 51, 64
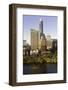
39, 19, 47, 51
39, 19, 43, 36
31, 19, 47, 51
31, 29, 41, 50
46, 35, 53, 50
41, 35, 47, 51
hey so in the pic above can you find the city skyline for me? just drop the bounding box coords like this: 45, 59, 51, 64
23, 15, 57, 45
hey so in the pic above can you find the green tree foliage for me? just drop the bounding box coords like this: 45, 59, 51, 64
23, 51, 57, 64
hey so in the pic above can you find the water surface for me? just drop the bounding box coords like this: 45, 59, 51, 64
23, 63, 57, 74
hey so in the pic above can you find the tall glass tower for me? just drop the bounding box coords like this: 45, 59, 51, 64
39, 19, 43, 36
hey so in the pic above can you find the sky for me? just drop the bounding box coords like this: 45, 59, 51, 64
23, 15, 57, 45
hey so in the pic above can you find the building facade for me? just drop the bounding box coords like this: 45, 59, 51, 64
30, 19, 54, 52
40, 34, 47, 51
46, 35, 53, 50
39, 19, 43, 36
31, 29, 41, 50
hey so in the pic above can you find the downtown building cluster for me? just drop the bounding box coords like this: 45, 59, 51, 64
23, 19, 57, 55
31, 19, 53, 51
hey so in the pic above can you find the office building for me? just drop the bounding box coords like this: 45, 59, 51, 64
46, 35, 53, 50
39, 19, 43, 36
31, 29, 41, 50
52, 39, 57, 52
40, 34, 47, 51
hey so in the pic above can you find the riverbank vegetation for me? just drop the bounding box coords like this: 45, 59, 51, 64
23, 51, 57, 64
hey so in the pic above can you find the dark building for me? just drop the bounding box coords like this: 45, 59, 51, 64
39, 19, 43, 36
23, 40, 31, 56
51, 39, 57, 53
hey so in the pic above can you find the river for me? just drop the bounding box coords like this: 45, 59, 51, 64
23, 63, 57, 75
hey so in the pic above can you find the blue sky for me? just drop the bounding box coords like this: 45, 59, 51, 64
23, 15, 57, 45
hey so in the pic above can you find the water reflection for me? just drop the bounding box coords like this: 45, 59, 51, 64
23, 63, 57, 75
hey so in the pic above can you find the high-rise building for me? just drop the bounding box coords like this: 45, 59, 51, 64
46, 35, 53, 50
39, 19, 43, 36
52, 39, 57, 52
39, 19, 47, 51
31, 29, 41, 50
41, 35, 47, 51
